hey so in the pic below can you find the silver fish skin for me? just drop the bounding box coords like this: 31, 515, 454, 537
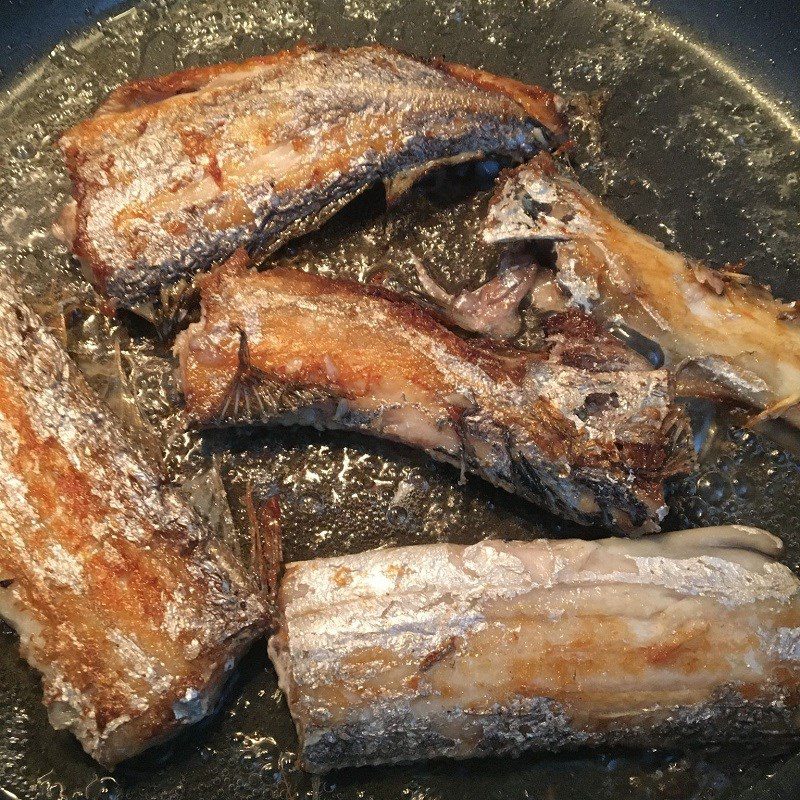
484, 154, 800, 426
176, 254, 694, 535
268, 525, 800, 774
0, 270, 267, 767
59, 44, 566, 311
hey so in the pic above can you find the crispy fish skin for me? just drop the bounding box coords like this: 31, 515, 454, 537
268, 526, 800, 773
0, 272, 266, 767
175, 254, 693, 534
59, 44, 566, 310
484, 153, 800, 426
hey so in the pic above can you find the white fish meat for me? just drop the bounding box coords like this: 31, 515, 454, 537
269, 525, 800, 773
484, 154, 800, 426
0, 271, 267, 766
175, 253, 694, 535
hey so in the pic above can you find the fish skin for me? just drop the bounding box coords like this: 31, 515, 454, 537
175, 253, 694, 535
59, 44, 567, 311
484, 153, 800, 426
0, 271, 267, 767
268, 525, 800, 773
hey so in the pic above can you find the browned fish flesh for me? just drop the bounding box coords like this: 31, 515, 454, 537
175, 253, 693, 534
0, 271, 267, 767
484, 153, 800, 426
59, 44, 567, 312
269, 525, 800, 773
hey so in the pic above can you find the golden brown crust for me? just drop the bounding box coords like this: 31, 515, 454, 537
0, 274, 266, 765
486, 152, 800, 426
176, 255, 692, 533
97, 43, 320, 116
59, 44, 566, 308
434, 61, 568, 136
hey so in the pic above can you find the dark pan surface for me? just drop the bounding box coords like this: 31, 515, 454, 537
1, 0, 800, 798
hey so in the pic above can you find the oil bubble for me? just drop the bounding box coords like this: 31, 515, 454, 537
387, 504, 410, 527
696, 471, 729, 504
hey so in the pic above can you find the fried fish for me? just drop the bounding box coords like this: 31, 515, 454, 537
0, 271, 266, 767
484, 154, 800, 426
269, 525, 800, 773
175, 254, 693, 534
59, 44, 566, 312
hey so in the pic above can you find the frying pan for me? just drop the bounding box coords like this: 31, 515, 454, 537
1, 1, 800, 799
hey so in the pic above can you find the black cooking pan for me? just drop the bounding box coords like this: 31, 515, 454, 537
1, 1, 800, 799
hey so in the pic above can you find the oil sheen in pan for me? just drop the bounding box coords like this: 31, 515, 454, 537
0, 0, 799, 799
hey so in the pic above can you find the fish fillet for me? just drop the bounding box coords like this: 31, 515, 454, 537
59, 44, 566, 311
268, 525, 800, 773
484, 153, 800, 426
175, 254, 693, 534
0, 271, 267, 766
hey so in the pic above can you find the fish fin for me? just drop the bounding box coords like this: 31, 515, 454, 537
746, 393, 800, 427
246, 483, 283, 618
690, 262, 759, 296
660, 407, 697, 476
384, 151, 484, 205
125, 278, 198, 339
64, 305, 164, 466
181, 456, 240, 556
214, 328, 331, 426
